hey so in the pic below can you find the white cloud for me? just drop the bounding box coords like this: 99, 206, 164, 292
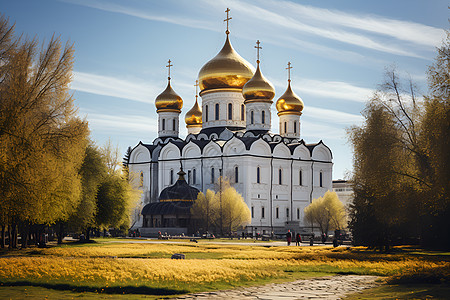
259, 0, 444, 47
71, 71, 157, 103
270, 77, 374, 103
63, 0, 444, 59
301, 120, 345, 141
297, 79, 374, 103
81, 112, 158, 134
304, 107, 364, 125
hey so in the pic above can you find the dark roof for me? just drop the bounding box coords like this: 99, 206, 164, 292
190, 139, 210, 151
243, 130, 270, 137
158, 170, 200, 202
237, 136, 259, 150
141, 201, 193, 215
198, 126, 244, 136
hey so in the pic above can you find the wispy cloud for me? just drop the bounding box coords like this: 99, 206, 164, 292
61, 0, 214, 31
81, 112, 158, 134
258, 0, 443, 47
301, 120, 345, 141
270, 77, 374, 103
304, 107, 364, 125
71, 71, 157, 103
297, 79, 374, 103
62, 0, 445, 59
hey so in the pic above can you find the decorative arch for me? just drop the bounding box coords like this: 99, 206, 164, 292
249, 138, 271, 156
129, 143, 151, 163
182, 141, 201, 158
223, 137, 245, 156
203, 141, 222, 157
312, 143, 332, 162
292, 144, 311, 160
159, 143, 181, 160
273, 143, 290, 158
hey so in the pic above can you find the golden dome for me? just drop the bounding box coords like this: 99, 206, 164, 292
155, 80, 183, 112
242, 64, 275, 103
276, 81, 304, 115
198, 35, 255, 93
185, 97, 202, 126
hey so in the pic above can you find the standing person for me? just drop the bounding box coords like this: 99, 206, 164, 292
295, 233, 302, 246
286, 230, 292, 246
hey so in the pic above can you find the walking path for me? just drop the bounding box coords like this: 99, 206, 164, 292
173, 275, 380, 299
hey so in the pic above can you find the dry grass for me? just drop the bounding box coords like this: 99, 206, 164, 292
0, 241, 448, 295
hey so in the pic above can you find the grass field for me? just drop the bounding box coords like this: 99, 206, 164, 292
0, 239, 448, 299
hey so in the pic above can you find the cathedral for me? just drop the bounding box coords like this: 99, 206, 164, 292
127, 10, 333, 237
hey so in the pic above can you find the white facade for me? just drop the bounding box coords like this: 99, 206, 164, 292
129, 128, 332, 234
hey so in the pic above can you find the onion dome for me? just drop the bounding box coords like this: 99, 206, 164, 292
185, 97, 202, 127
198, 35, 255, 93
158, 169, 200, 202
276, 81, 304, 115
155, 80, 183, 113
242, 64, 275, 103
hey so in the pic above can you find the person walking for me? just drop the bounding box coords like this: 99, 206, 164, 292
295, 233, 302, 246
286, 230, 292, 246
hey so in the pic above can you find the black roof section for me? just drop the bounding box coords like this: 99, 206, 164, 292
141, 201, 193, 215
158, 170, 200, 202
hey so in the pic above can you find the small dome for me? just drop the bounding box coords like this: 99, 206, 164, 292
155, 80, 183, 112
276, 81, 304, 115
185, 97, 202, 126
158, 169, 200, 202
198, 35, 255, 92
242, 64, 275, 103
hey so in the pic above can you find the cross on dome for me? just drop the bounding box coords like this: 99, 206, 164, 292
286, 61, 292, 82
255, 40, 262, 64
224, 8, 232, 35
194, 79, 199, 99
166, 59, 173, 80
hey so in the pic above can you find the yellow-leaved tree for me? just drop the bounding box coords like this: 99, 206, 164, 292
0, 15, 88, 248
304, 191, 347, 240
191, 177, 250, 236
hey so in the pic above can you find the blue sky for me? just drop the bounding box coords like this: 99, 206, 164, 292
2, 0, 447, 179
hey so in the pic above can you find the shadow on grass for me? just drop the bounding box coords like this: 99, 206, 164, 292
0, 281, 188, 296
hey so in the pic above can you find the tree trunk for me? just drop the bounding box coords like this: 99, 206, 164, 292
1, 225, 5, 248
20, 221, 29, 248
57, 222, 64, 244
10, 223, 17, 249
84, 228, 90, 241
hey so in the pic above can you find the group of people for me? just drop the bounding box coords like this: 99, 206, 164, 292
286, 230, 302, 246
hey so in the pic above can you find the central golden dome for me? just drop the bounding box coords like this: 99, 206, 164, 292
185, 97, 202, 126
276, 81, 304, 115
155, 80, 183, 112
198, 35, 255, 92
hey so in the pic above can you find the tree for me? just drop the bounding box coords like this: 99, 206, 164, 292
0, 15, 88, 247
95, 141, 140, 233
418, 31, 450, 248
304, 191, 347, 240
216, 178, 251, 235
348, 32, 450, 250
66, 143, 106, 242
191, 189, 217, 233
191, 177, 250, 236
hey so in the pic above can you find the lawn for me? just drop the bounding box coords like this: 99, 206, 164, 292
0, 239, 448, 299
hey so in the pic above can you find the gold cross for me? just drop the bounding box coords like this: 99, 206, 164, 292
166, 59, 173, 80
224, 8, 232, 35
194, 80, 199, 97
286, 62, 292, 82
255, 40, 262, 64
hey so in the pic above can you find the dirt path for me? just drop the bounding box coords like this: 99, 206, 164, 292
173, 275, 380, 299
